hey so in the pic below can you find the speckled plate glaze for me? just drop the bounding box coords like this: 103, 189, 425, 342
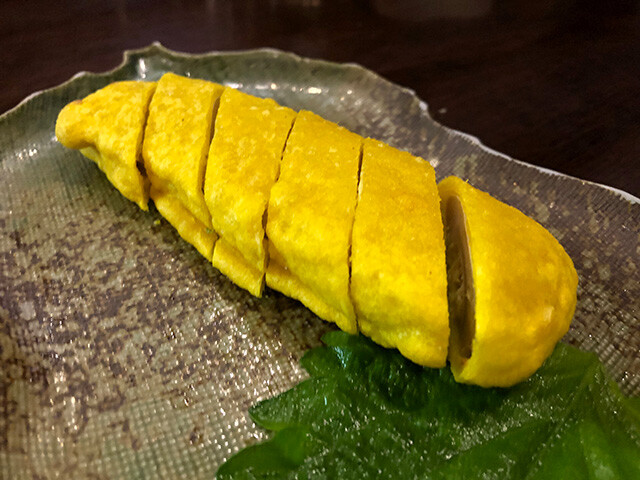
1, 44, 638, 478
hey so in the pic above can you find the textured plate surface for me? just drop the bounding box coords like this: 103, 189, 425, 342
1, 44, 638, 478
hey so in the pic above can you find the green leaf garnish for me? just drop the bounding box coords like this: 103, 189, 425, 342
217, 332, 640, 479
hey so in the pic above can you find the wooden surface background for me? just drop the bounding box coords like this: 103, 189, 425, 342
1, 0, 638, 196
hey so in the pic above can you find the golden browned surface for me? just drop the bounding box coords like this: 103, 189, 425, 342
54, 76, 580, 388
205, 88, 295, 296
351, 139, 449, 368
438, 176, 578, 387
142, 73, 224, 258
266, 110, 361, 334
55, 81, 156, 210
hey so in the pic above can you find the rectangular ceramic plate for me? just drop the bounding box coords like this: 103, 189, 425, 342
1, 44, 638, 478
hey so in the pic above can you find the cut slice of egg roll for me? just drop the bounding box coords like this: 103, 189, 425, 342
266, 111, 361, 334
55, 81, 157, 210
438, 176, 578, 387
204, 88, 296, 297
142, 73, 224, 259
350, 139, 449, 368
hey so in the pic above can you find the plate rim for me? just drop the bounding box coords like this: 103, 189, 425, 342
1, 41, 638, 205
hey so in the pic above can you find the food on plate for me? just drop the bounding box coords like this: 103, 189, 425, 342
439, 176, 578, 387
55, 73, 578, 386
55, 81, 156, 210
205, 88, 296, 297
351, 139, 449, 367
143, 72, 225, 259
266, 110, 361, 334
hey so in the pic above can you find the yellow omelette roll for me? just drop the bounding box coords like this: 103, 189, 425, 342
204, 88, 296, 296
55, 81, 156, 210
350, 139, 449, 368
142, 73, 224, 259
438, 176, 578, 387
266, 111, 361, 334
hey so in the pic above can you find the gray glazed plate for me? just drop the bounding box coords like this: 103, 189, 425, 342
1, 44, 638, 478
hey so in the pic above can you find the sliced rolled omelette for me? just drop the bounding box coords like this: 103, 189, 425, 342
55, 81, 157, 210
204, 88, 296, 297
438, 176, 578, 387
55, 78, 580, 387
266, 111, 361, 334
142, 73, 224, 259
351, 139, 449, 368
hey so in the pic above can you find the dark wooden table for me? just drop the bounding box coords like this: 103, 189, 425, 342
2, 0, 638, 196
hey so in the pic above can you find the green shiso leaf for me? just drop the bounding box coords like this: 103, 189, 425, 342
217, 332, 640, 479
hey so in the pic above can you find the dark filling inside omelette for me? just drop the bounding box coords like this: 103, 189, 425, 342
444, 196, 475, 361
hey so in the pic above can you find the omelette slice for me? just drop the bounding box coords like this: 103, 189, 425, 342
205, 88, 296, 296
142, 73, 224, 259
266, 111, 361, 334
438, 176, 578, 387
350, 139, 449, 368
55, 81, 156, 210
